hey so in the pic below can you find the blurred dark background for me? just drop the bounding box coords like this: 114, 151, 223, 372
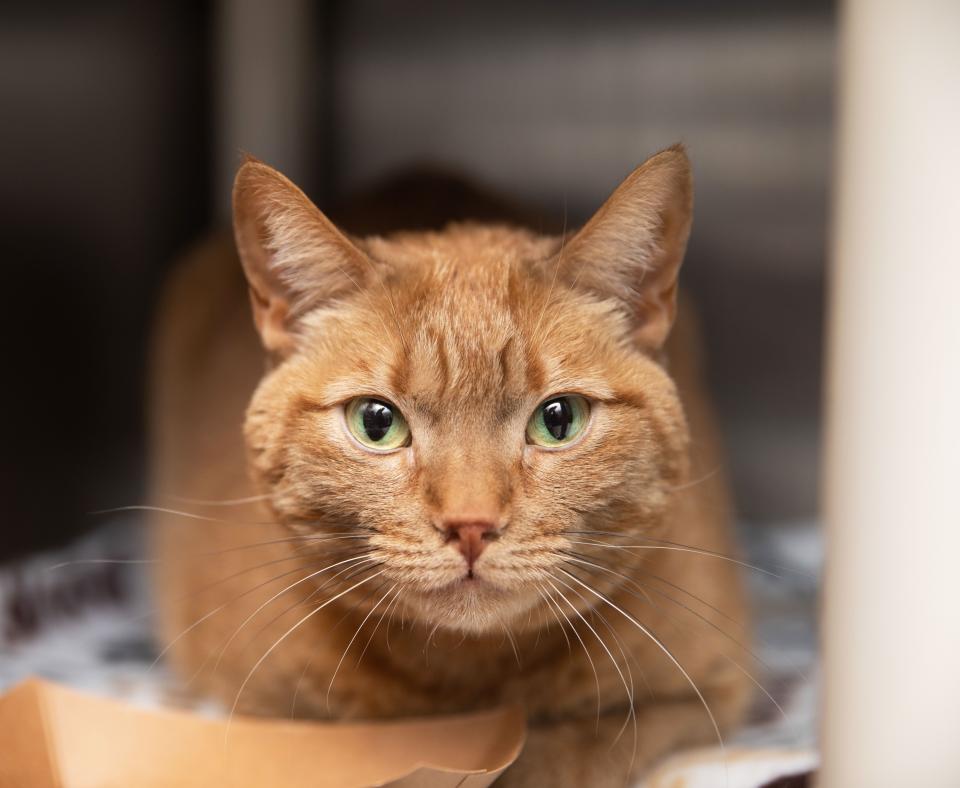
0, 1, 832, 560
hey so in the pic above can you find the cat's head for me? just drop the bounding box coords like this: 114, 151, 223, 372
234, 148, 693, 633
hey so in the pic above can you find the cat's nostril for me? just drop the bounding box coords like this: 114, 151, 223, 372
441, 520, 499, 570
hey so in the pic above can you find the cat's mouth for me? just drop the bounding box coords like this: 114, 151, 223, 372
447, 569, 491, 589
407, 571, 539, 634
425, 569, 504, 599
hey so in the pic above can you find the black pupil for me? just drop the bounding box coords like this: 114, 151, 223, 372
361, 401, 394, 441
542, 398, 572, 440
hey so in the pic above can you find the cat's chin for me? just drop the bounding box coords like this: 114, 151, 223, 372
408, 576, 537, 635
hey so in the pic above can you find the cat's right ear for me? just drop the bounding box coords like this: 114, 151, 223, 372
556, 146, 693, 351
232, 157, 369, 355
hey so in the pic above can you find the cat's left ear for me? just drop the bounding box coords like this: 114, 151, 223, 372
559, 145, 693, 350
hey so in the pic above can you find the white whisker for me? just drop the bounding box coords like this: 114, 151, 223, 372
326, 583, 398, 709
534, 584, 571, 654
567, 537, 780, 579
212, 554, 376, 673
165, 493, 271, 507
541, 583, 602, 727
556, 567, 726, 759
357, 585, 403, 666
547, 577, 637, 744
226, 569, 387, 745
150, 563, 328, 672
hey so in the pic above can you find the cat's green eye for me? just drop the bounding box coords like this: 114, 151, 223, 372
344, 398, 411, 452
526, 395, 590, 448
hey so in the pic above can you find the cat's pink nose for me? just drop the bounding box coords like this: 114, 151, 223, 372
442, 520, 498, 571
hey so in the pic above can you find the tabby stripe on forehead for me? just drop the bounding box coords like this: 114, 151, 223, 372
522, 339, 546, 393
497, 337, 513, 389
432, 328, 450, 396
389, 352, 410, 399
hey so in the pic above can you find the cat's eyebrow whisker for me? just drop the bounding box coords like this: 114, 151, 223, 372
226, 569, 387, 745
555, 567, 726, 761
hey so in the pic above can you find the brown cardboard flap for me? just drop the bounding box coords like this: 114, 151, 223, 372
0, 678, 526, 788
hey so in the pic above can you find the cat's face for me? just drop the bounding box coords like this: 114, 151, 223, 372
235, 149, 693, 633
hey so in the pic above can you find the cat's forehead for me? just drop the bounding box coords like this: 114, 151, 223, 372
392, 256, 541, 413
327, 226, 571, 412
364, 224, 559, 284
367, 224, 560, 332
307, 224, 619, 417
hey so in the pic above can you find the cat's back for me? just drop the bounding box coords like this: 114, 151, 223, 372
149, 233, 261, 501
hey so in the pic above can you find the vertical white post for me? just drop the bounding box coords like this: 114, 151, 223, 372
821, 1, 960, 786
214, 0, 315, 220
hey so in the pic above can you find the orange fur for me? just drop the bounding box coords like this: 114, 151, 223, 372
150, 147, 749, 786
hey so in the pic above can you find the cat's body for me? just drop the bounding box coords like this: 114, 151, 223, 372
150, 151, 750, 786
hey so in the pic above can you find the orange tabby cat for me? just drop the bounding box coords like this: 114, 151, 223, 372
150, 146, 750, 786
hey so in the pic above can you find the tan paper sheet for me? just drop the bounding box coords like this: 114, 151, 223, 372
0, 679, 525, 787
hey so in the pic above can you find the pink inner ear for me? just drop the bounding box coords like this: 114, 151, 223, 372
632, 279, 680, 351
247, 286, 295, 356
